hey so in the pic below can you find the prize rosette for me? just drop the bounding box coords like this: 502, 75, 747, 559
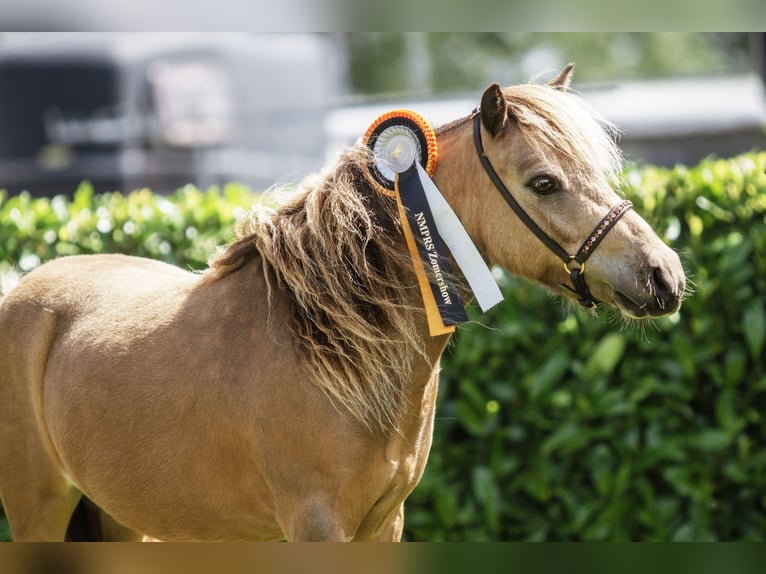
360, 108, 503, 337
363, 110, 438, 196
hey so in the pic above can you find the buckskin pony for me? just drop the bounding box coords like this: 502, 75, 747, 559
0, 65, 685, 541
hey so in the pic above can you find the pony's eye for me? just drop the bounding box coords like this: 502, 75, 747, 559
528, 175, 559, 195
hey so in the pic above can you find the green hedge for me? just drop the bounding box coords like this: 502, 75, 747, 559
1, 152, 766, 541
0, 182, 258, 274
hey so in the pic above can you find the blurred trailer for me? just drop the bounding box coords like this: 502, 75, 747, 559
0, 33, 340, 196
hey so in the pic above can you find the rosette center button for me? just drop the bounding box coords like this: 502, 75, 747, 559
382, 134, 419, 174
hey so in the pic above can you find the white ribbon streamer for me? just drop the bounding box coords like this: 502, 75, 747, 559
415, 162, 504, 312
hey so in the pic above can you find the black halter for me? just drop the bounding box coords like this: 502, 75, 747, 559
472, 113, 633, 309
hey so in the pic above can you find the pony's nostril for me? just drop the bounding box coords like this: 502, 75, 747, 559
650, 266, 683, 312
651, 267, 671, 298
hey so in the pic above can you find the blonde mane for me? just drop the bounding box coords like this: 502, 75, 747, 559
204, 80, 623, 436
206, 148, 427, 435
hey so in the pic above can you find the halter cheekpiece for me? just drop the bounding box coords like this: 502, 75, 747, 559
472, 111, 633, 309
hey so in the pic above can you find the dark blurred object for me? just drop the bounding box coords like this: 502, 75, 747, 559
751, 33, 766, 85
0, 33, 340, 196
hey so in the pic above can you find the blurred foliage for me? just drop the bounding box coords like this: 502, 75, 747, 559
404, 152, 766, 541
0, 182, 258, 275
347, 33, 753, 95
2, 151, 766, 541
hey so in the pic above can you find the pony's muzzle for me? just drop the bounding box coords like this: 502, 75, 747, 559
614, 260, 685, 318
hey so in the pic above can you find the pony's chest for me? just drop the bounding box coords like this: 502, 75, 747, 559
382, 373, 440, 493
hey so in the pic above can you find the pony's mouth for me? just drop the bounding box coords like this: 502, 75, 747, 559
614, 291, 650, 318
614, 290, 682, 319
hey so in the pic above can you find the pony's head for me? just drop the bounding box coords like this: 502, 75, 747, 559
436, 64, 685, 318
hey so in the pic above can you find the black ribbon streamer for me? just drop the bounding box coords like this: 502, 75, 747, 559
397, 162, 469, 326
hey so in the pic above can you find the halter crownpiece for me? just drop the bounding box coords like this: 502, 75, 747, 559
472, 112, 633, 309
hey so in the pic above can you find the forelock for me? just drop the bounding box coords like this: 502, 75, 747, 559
504, 83, 623, 185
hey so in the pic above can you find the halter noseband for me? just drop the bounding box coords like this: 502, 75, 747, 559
472, 112, 633, 309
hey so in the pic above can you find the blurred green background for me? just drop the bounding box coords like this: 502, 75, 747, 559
346, 32, 753, 95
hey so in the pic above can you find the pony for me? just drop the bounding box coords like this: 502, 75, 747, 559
0, 65, 685, 541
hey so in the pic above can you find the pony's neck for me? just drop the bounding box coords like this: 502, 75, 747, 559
432, 118, 488, 258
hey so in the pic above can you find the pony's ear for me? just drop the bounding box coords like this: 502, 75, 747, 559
480, 82, 509, 138
548, 62, 574, 91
